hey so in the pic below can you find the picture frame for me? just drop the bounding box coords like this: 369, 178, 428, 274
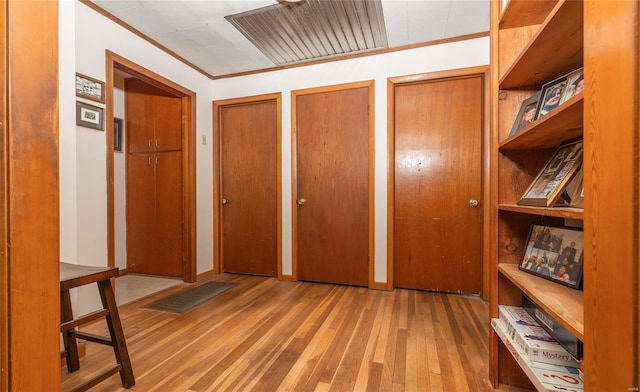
570, 172, 584, 208
518, 140, 583, 207
75, 73, 105, 103
535, 74, 569, 119
509, 91, 541, 137
76, 101, 104, 131
519, 224, 584, 290
560, 68, 585, 104
114, 118, 124, 152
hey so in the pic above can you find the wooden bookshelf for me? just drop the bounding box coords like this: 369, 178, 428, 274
498, 264, 583, 339
499, 94, 583, 150
491, 0, 639, 390
499, 0, 558, 29
499, 0, 583, 89
498, 204, 583, 220
490, 0, 586, 389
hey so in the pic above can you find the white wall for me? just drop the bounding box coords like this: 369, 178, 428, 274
212, 37, 490, 283
60, 0, 488, 315
60, 0, 214, 314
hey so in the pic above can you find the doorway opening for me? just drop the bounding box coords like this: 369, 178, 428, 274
105, 51, 197, 283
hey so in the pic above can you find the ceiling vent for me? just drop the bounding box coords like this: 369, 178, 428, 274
225, 0, 388, 66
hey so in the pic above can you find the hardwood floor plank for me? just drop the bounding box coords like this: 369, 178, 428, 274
288, 287, 351, 391
354, 293, 389, 390
378, 290, 401, 391
391, 329, 407, 388
61, 275, 493, 392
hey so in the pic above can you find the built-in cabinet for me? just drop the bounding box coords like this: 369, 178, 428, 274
490, 0, 638, 390
126, 79, 182, 153
125, 78, 183, 278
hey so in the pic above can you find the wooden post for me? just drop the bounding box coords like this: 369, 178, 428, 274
1, 0, 60, 390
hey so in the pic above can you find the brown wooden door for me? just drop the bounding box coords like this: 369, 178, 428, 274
154, 151, 183, 277
220, 100, 277, 276
126, 79, 156, 153
126, 152, 183, 277
154, 91, 182, 151
126, 154, 156, 273
394, 76, 483, 294
295, 86, 370, 286
125, 78, 183, 278
126, 78, 182, 152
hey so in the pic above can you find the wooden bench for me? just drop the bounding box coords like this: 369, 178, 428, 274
60, 262, 135, 391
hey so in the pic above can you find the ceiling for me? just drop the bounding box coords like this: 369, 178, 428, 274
89, 0, 490, 79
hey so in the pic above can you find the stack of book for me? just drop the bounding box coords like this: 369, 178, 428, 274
492, 305, 583, 391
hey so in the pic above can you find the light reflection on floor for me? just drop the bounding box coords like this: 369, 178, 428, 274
114, 274, 182, 305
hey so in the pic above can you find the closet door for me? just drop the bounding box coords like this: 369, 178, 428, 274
126, 154, 156, 273
295, 86, 370, 286
126, 78, 182, 152
126, 152, 182, 277
154, 151, 183, 277
154, 93, 182, 151
126, 79, 155, 153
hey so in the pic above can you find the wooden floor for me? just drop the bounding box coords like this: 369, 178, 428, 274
61, 274, 500, 391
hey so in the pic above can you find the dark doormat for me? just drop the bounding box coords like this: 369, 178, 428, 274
146, 281, 237, 313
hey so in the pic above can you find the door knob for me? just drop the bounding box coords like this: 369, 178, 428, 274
297, 198, 306, 206
469, 199, 479, 207
221, 198, 230, 205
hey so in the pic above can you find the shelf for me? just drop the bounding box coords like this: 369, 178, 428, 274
500, 94, 583, 150
499, 0, 583, 89
499, 0, 558, 29
499, 204, 583, 220
498, 263, 583, 340
491, 318, 583, 391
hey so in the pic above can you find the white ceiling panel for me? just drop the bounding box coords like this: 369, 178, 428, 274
88, 0, 489, 77
446, 0, 490, 36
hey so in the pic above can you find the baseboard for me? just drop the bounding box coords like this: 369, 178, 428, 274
197, 269, 217, 282
280, 274, 294, 282
60, 342, 86, 367
370, 281, 393, 291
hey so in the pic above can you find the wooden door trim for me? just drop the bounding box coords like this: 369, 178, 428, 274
105, 50, 197, 282
291, 80, 375, 287
212, 93, 283, 278
0, 1, 7, 387
387, 66, 490, 295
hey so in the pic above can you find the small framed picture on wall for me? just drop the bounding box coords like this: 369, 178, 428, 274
75, 73, 105, 103
114, 118, 124, 152
76, 101, 104, 131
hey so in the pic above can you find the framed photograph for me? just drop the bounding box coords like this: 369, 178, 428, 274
509, 91, 541, 136
535, 74, 569, 119
520, 224, 584, 289
518, 140, 583, 207
76, 101, 104, 131
570, 173, 584, 208
75, 73, 105, 103
560, 68, 584, 104
114, 118, 124, 152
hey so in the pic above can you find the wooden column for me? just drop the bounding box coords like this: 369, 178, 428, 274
1, 0, 60, 390
583, 1, 638, 390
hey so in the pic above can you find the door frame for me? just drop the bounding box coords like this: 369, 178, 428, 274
291, 81, 375, 287
105, 50, 197, 282
212, 93, 283, 278
387, 66, 490, 297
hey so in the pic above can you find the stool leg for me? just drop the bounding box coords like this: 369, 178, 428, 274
61, 289, 80, 372
97, 279, 135, 388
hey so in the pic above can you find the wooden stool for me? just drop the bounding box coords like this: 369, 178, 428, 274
60, 262, 135, 391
